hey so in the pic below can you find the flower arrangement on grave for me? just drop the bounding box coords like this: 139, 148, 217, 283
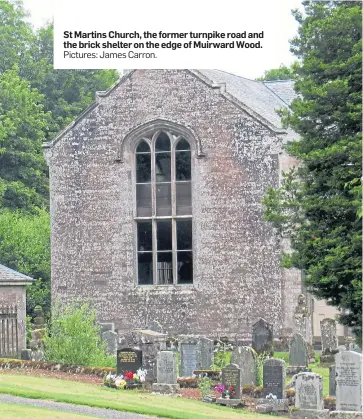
214, 384, 237, 399
104, 368, 147, 389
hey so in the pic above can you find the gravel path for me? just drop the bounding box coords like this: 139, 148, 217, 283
0, 394, 160, 419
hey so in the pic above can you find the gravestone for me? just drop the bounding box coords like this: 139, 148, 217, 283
289, 333, 308, 367
320, 318, 338, 355
295, 372, 324, 410
231, 346, 257, 385
180, 342, 198, 376
252, 318, 273, 355
102, 330, 118, 356
293, 294, 312, 345
329, 365, 336, 396
335, 351, 362, 412
157, 351, 177, 384
263, 358, 285, 399
197, 338, 214, 369
117, 347, 142, 375
221, 363, 241, 399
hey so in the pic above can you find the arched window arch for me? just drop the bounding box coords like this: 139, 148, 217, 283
135, 131, 192, 285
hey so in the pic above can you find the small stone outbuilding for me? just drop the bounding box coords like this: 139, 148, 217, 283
0, 264, 34, 355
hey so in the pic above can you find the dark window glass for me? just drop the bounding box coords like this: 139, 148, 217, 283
176, 182, 191, 215
137, 222, 152, 251
136, 184, 151, 216
175, 151, 191, 181
155, 132, 170, 151
157, 221, 172, 251
177, 251, 193, 284
136, 154, 151, 183
136, 141, 150, 153
156, 183, 171, 216
177, 220, 192, 250
157, 252, 173, 284
138, 252, 153, 285
176, 138, 190, 151
155, 152, 171, 182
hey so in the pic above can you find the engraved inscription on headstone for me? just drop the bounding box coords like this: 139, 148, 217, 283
263, 358, 286, 399
157, 351, 177, 384
180, 343, 197, 377
117, 348, 142, 375
221, 363, 241, 399
335, 351, 362, 412
295, 373, 323, 410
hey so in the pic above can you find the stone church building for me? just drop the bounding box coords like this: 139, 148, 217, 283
44, 69, 337, 341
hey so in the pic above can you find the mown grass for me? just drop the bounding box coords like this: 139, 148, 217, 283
0, 374, 269, 419
0, 402, 97, 419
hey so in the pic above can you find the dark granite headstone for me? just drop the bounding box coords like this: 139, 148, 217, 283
263, 358, 286, 399
180, 342, 197, 377
252, 318, 273, 354
117, 347, 142, 375
329, 365, 336, 397
221, 363, 241, 399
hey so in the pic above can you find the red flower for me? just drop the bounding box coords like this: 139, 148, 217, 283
123, 371, 135, 380
228, 386, 234, 391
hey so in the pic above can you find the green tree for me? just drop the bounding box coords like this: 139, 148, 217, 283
0, 209, 51, 314
0, 67, 50, 211
44, 302, 113, 367
263, 1, 362, 340
256, 63, 299, 81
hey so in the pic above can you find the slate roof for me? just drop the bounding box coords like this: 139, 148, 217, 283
0, 264, 34, 284
197, 70, 296, 128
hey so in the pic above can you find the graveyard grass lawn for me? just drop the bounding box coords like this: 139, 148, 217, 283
0, 373, 270, 419
0, 402, 97, 419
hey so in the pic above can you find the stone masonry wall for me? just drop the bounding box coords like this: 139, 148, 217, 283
45, 70, 300, 339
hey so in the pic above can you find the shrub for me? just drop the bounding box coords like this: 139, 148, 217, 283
255, 352, 268, 386
197, 376, 212, 398
44, 301, 112, 367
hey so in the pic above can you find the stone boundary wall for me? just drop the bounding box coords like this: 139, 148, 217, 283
0, 358, 115, 378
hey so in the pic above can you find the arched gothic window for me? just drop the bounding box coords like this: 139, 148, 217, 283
135, 131, 192, 285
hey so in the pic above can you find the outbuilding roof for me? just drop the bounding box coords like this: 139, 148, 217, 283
0, 264, 34, 285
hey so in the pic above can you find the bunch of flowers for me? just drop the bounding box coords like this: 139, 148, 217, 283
225, 386, 236, 398
104, 368, 147, 389
214, 383, 225, 394
214, 383, 237, 399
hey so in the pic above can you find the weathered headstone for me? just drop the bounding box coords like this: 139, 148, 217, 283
221, 363, 241, 399
252, 318, 273, 355
293, 294, 312, 345
335, 351, 362, 412
180, 342, 197, 376
231, 346, 257, 385
20, 348, 31, 360
157, 351, 177, 384
289, 333, 308, 367
329, 365, 336, 397
102, 330, 118, 356
117, 347, 142, 375
295, 372, 324, 410
320, 318, 338, 355
197, 338, 214, 369
263, 358, 285, 399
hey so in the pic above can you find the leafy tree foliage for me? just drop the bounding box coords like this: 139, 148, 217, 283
0, 209, 51, 314
256, 63, 298, 81
263, 1, 362, 339
44, 302, 113, 367
0, 67, 50, 211
0, 1, 119, 317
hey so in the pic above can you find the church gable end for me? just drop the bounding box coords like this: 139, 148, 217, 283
45, 69, 300, 338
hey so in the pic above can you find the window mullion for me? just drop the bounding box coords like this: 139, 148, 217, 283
152, 219, 157, 285
171, 136, 177, 285
151, 137, 157, 284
